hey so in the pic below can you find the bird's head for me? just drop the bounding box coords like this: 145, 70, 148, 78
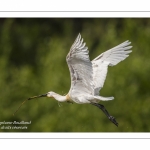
47, 91, 55, 98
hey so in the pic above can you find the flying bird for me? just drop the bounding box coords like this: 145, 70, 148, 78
14, 33, 132, 126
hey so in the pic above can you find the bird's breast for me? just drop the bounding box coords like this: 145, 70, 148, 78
66, 94, 73, 103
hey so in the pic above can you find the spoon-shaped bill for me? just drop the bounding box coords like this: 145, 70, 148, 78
28, 94, 47, 100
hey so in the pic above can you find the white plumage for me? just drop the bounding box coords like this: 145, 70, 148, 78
92, 40, 132, 94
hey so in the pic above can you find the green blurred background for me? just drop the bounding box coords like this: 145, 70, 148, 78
0, 18, 150, 132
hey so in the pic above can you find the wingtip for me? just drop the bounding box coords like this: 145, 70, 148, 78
126, 40, 132, 44
122, 40, 132, 47
78, 33, 81, 38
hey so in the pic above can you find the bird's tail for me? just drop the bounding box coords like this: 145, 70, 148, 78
94, 96, 114, 101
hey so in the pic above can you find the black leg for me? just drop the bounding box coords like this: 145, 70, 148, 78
91, 102, 118, 127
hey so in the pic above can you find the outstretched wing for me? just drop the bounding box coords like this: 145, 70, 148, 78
92, 41, 132, 95
66, 33, 94, 94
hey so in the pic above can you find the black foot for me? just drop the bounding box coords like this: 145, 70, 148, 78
109, 116, 118, 127
91, 102, 119, 127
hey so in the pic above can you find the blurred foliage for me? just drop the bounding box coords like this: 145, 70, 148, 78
0, 18, 150, 132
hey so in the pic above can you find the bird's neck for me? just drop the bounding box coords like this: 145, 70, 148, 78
52, 92, 68, 102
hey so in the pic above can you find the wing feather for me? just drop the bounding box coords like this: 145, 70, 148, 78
92, 41, 132, 95
66, 33, 94, 94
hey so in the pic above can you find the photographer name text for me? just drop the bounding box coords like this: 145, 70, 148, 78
0, 121, 31, 130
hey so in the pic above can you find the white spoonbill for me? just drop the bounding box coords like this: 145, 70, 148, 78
14, 33, 132, 126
